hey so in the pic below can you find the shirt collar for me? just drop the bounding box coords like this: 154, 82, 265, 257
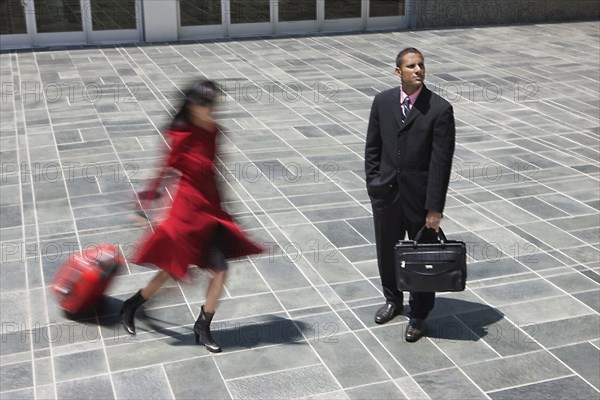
400, 85, 423, 105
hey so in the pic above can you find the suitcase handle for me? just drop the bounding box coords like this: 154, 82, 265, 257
54, 284, 72, 296
413, 225, 447, 246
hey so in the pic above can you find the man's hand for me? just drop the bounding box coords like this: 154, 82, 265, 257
426, 211, 442, 232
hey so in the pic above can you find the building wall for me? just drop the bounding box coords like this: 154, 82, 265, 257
415, 0, 600, 28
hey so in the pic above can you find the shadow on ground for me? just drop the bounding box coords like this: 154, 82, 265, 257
424, 297, 505, 341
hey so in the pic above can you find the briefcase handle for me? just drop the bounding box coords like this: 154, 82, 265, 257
413, 225, 448, 246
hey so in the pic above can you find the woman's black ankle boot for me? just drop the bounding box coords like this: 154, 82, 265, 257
193, 306, 222, 353
120, 290, 146, 335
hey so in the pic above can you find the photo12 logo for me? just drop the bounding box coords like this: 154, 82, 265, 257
1, 81, 139, 104
219, 81, 338, 104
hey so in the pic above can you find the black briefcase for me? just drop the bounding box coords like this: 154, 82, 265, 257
395, 226, 467, 292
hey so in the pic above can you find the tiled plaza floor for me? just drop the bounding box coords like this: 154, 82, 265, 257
1, 21, 599, 400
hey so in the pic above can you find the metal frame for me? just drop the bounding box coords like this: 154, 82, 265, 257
1, 0, 413, 49
0, 0, 142, 50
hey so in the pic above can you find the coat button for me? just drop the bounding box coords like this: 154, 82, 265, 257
396, 168, 401, 173
397, 150, 401, 156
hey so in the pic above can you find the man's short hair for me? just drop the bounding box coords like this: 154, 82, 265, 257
396, 48, 424, 67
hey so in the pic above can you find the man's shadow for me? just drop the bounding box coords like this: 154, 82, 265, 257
420, 297, 505, 341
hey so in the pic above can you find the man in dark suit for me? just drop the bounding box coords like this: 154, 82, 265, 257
365, 47, 456, 342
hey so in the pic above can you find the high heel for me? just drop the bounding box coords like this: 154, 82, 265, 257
193, 305, 221, 353
120, 289, 146, 335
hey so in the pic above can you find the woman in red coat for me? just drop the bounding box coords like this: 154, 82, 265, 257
120, 80, 263, 353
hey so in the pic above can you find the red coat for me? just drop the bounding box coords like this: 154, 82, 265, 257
134, 123, 263, 280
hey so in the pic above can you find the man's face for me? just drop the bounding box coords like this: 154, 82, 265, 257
396, 53, 425, 92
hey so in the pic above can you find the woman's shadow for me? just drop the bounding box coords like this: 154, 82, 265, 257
65, 296, 310, 349
146, 313, 309, 349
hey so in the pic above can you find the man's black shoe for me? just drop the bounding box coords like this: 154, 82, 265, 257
374, 302, 401, 324
405, 319, 426, 342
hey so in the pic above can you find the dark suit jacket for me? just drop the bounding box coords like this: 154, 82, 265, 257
365, 84, 455, 220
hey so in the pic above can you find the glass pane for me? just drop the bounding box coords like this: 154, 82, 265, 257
325, 0, 361, 20
370, 0, 405, 17
1, 0, 27, 34
180, 0, 221, 26
35, 0, 83, 33
230, 0, 269, 24
91, 0, 136, 30
279, 0, 316, 22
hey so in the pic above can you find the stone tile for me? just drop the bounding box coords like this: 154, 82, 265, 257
311, 332, 389, 388
345, 381, 407, 400
105, 334, 201, 371
252, 255, 311, 291
426, 315, 500, 365
352, 259, 379, 278
471, 200, 540, 223
519, 250, 569, 271
112, 365, 174, 400
345, 217, 375, 243
54, 349, 108, 382
213, 313, 307, 350
573, 290, 600, 313
0, 388, 35, 400
562, 245, 600, 265
462, 350, 572, 392
164, 357, 230, 399
306, 254, 364, 284
274, 287, 327, 311
0, 291, 29, 328
227, 365, 340, 399
301, 205, 371, 223
473, 279, 565, 306
546, 272, 599, 293
498, 295, 595, 325
517, 221, 586, 249
330, 280, 380, 302
208, 293, 284, 321
0, 260, 27, 292
294, 312, 351, 342
215, 342, 320, 380
548, 214, 600, 232
444, 204, 499, 230
339, 244, 377, 263
488, 376, 599, 400
455, 308, 542, 356
538, 193, 598, 215
314, 220, 369, 248
533, 314, 600, 348
467, 257, 530, 281
371, 322, 454, 375
0, 361, 33, 392
512, 197, 569, 220
55, 375, 114, 400
550, 342, 600, 389
33, 357, 53, 387
414, 368, 488, 399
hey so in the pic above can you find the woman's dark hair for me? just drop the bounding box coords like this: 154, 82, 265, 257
171, 80, 220, 128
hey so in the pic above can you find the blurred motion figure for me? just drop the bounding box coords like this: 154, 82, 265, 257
121, 80, 263, 352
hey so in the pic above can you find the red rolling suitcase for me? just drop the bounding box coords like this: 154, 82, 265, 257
52, 244, 123, 314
